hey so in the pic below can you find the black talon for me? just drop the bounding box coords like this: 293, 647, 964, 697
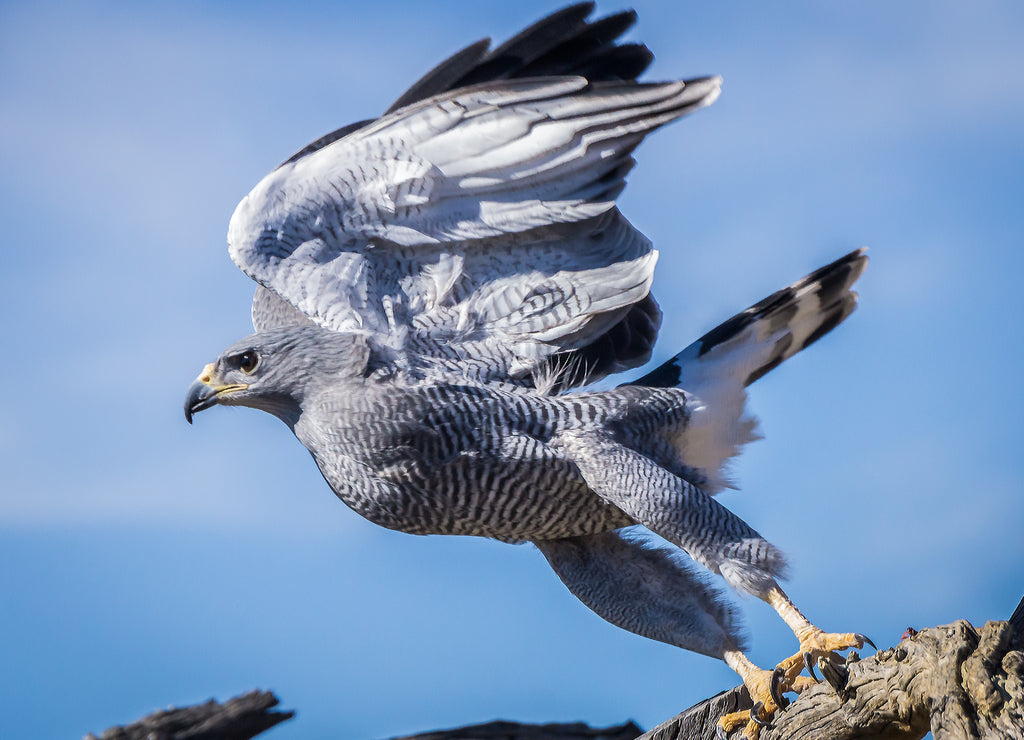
750, 702, 770, 727
804, 651, 819, 681
770, 666, 786, 709
819, 655, 850, 695
855, 633, 877, 650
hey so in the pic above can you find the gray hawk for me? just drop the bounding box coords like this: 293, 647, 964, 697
185, 5, 873, 738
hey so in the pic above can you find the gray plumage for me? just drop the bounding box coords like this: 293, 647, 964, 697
186, 4, 868, 665
536, 531, 744, 658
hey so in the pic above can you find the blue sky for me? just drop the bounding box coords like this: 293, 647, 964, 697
1, 1, 1022, 738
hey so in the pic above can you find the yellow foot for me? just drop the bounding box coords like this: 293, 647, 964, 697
767, 588, 877, 686
777, 628, 876, 685
718, 653, 817, 739
717, 707, 762, 740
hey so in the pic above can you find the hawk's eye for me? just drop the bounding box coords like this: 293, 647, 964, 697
238, 350, 260, 375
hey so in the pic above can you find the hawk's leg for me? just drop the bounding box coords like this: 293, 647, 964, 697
718, 649, 815, 739
535, 532, 814, 739
767, 586, 874, 685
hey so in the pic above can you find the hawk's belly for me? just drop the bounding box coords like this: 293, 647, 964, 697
311, 434, 633, 541
298, 381, 642, 540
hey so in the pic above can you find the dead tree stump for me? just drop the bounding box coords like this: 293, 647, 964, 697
640, 619, 1024, 740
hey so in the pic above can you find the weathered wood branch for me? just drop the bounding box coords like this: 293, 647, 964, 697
391, 720, 644, 740
640, 618, 1024, 740
84, 689, 293, 740
88, 604, 1024, 740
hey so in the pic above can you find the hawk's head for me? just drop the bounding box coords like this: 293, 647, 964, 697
184, 325, 370, 426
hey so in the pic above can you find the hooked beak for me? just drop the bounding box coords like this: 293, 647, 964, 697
184, 363, 249, 424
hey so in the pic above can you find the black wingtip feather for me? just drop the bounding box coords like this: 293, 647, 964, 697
487, 3, 597, 60
278, 118, 376, 168
456, 3, 597, 87
519, 10, 641, 79
572, 44, 654, 82
288, 4, 669, 166
385, 38, 492, 114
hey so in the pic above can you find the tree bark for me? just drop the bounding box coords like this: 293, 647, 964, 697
639, 618, 1024, 740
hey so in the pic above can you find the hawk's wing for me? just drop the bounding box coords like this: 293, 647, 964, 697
230, 6, 720, 385
280, 3, 654, 170
248, 3, 656, 347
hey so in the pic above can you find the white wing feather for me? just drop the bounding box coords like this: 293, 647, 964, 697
229, 76, 721, 380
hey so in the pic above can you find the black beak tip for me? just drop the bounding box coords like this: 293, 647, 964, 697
184, 379, 218, 424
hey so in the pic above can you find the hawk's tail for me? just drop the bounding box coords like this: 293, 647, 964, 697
632, 249, 867, 392
627, 249, 867, 493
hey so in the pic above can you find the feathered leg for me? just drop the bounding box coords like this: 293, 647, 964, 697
536, 530, 817, 740
553, 429, 788, 597
535, 529, 745, 659
553, 429, 871, 737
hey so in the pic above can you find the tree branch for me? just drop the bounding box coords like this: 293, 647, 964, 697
638, 620, 1024, 740
391, 719, 643, 740
84, 689, 294, 740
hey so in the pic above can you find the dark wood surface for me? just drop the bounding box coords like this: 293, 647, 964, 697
638, 619, 1024, 740
84, 689, 293, 740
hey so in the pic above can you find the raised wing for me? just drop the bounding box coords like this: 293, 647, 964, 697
231, 6, 721, 385
282, 2, 654, 169
230, 75, 719, 381
255, 2, 656, 340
